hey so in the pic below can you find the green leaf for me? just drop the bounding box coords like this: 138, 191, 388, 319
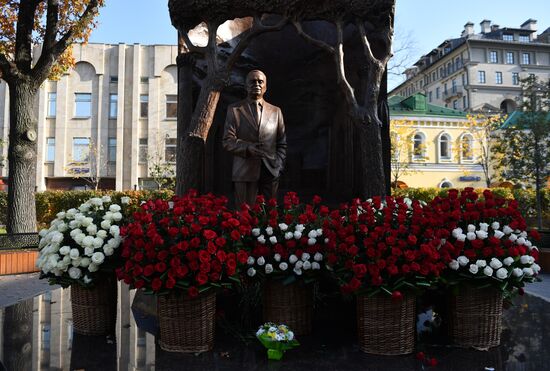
380, 287, 393, 296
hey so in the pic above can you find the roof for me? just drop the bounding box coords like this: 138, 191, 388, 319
389, 93, 468, 118
500, 110, 550, 129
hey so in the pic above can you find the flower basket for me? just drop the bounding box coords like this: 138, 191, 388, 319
262, 280, 313, 336
450, 285, 503, 349
71, 274, 117, 336
157, 290, 216, 353
357, 292, 416, 355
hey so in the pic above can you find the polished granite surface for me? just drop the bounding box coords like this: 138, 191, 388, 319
1, 283, 549, 371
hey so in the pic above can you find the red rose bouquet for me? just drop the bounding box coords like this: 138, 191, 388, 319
117, 191, 250, 297
324, 196, 444, 297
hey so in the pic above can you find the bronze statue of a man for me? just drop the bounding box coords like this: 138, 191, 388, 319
223, 70, 287, 206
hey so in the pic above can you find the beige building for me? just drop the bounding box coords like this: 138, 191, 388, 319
390, 19, 550, 114
0, 43, 179, 191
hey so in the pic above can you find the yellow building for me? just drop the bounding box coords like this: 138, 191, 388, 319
389, 93, 488, 189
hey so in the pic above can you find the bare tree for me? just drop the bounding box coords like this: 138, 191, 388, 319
65, 138, 109, 190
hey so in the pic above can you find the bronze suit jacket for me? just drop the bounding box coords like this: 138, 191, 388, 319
222, 99, 287, 182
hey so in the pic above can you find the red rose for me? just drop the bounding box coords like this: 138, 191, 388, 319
151, 278, 163, 291
165, 277, 176, 289
226, 258, 237, 270
416, 352, 425, 361
134, 280, 145, 289
230, 230, 241, 241
216, 250, 227, 262
157, 250, 169, 261
143, 265, 155, 277
207, 241, 217, 254
155, 262, 167, 273
188, 286, 199, 297
428, 358, 438, 367
203, 229, 217, 240
391, 291, 403, 302
237, 250, 248, 264
215, 237, 227, 247
199, 250, 210, 263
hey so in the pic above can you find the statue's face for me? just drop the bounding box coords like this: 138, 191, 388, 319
246, 71, 267, 100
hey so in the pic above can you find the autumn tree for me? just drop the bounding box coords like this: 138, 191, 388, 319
389, 119, 418, 189
0, 0, 103, 233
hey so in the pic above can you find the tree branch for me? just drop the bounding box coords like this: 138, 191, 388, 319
356, 19, 377, 65
179, 29, 207, 54
14, 0, 41, 73
0, 53, 18, 82
225, 15, 288, 70
43, 0, 60, 54
292, 21, 335, 54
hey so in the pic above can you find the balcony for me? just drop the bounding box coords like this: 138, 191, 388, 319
443, 86, 464, 101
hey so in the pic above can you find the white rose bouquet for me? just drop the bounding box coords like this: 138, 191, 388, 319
36, 195, 127, 287
256, 322, 299, 360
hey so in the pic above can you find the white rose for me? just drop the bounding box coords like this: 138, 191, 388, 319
265, 226, 273, 236
307, 238, 316, 246
71, 258, 81, 267
247, 267, 256, 277
56, 211, 66, 219
102, 195, 112, 203
490, 258, 503, 269
289, 255, 298, 264
121, 196, 130, 205
100, 220, 111, 230
314, 252, 323, 262
479, 223, 489, 232
503, 257, 514, 266
295, 224, 305, 233
109, 204, 121, 213
82, 236, 94, 248
469, 264, 479, 274
293, 267, 303, 276
301, 252, 311, 261
476, 259, 487, 268
62, 255, 71, 264
89, 198, 103, 206
74, 234, 85, 245
279, 262, 288, 271
509, 234, 518, 242
67, 208, 78, 217
81, 217, 93, 227
57, 223, 68, 233
523, 267, 534, 276
69, 248, 80, 259
494, 230, 505, 239
103, 246, 114, 256
520, 231, 527, 238
452, 228, 463, 238
269, 236, 278, 244
295, 261, 303, 269
257, 235, 266, 244
517, 237, 526, 246
312, 262, 321, 270
274, 253, 281, 262
109, 225, 120, 237
265, 264, 273, 274
496, 268, 508, 279
68, 267, 82, 279
257, 256, 266, 266
112, 212, 123, 222
91, 252, 105, 265
525, 240, 532, 248
51, 232, 64, 244
247, 256, 255, 265
83, 275, 92, 284
503, 225, 513, 235
467, 224, 476, 233
466, 232, 476, 241
520, 255, 531, 264
69, 220, 80, 229
449, 260, 459, 270
316, 228, 323, 236
86, 224, 98, 235
532, 263, 541, 274
108, 237, 121, 249
512, 268, 523, 277
457, 234, 466, 242
483, 266, 494, 276
92, 237, 104, 249
308, 230, 318, 239
97, 230, 108, 239
294, 231, 302, 239
252, 228, 261, 237
84, 247, 94, 256
69, 228, 82, 238
278, 223, 288, 231
80, 257, 91, 268
491, 222, 500, 231
79, 203, 91, 212
303, 261, 312, 270
476, 230, 488, 240
88, 263, 99, 272
285, 232, 294, 240
39, 229, 49, 237
59, 246, 71, 255
324, 238, 329, 244
457, 256, 469, 267
103, 211, 113, 221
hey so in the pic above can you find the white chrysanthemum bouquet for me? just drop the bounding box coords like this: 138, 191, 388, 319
256, 322, 299, 360
36, 195, 129, 287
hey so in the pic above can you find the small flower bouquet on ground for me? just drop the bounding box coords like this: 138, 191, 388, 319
256, 323, 299, 360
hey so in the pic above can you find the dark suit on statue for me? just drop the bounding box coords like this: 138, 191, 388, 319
222, 98, 287, 206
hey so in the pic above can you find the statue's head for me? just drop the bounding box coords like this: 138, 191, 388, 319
246, 70, 267, 100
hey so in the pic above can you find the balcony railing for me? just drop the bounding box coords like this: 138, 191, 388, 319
443, 86, 464, 101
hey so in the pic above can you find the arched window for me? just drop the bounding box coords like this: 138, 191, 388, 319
440, 179, 454, 188
439, 133, 451, 160
461, 134, 474, 161
412, 132, 426, 160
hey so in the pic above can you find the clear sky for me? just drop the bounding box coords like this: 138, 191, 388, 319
89, 0, 550, 89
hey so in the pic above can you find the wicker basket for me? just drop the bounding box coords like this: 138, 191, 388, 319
450, 285, 503, 349
71, 275, 117, 336
157, 290, 216, 353
357, 293, 416, 355
262, 280, 313, 335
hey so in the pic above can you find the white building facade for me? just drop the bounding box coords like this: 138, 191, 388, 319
0, 43, 179, 191
390, 19, 550, 113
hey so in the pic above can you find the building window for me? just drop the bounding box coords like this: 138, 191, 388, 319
74, 93, 92, 118
432, 72, 436, 81
512, 72, 520, 85
139, 138, 148, 163
447, 62, 452, 75
412, 133, 426, 160
478, 71, 486, 83
109, 94, 117, 119
502, 34, 513, 41
496, 72, 503, 84
522, 53, 530, 64
463, 96, 468, 109
140, 76, 149, 84
165, 138, 177, 162
72, 137, 90, 162
519, 35, 530, 43
506, 52, 514, 64
489, 51, 498, 63
439, 133, 451, 160
461, 134, 474, 161
453, 100, 458, 109
436, 87, 440, 99
140, 95, 149, 118
451, 79, 457, 93
109, 76, 118, 83
444, 83, 448, 94
46, 138, 55, 162
428, 91, 433, 102
108, 137, 116, 162
47, 92, 56, 117
166, 95, 177, 119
